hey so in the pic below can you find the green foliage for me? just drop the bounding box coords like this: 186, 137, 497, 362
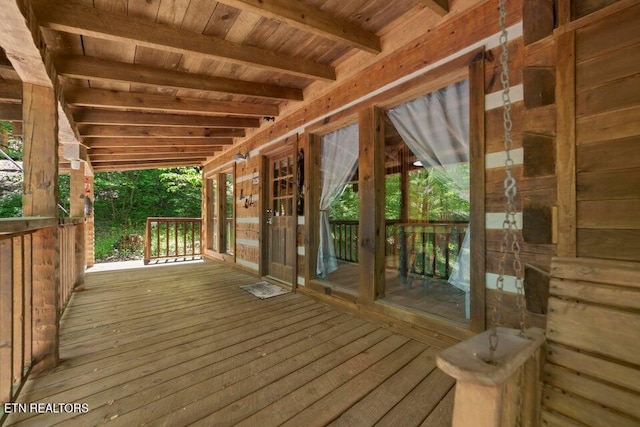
0, 122, 21, 160
93, 167, 202, 227
327, 164, 470, 222
0, 193, 22, 217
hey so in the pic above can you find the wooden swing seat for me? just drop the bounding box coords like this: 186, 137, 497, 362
542, 257, 640, 426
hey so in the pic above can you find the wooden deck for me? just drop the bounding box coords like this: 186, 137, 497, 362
6, 261, 455, 426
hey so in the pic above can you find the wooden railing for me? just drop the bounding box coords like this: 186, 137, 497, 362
0, 217, 85, 411
144, 217, 203, 264
329, 220, 468, 278
58, 218, 85, 314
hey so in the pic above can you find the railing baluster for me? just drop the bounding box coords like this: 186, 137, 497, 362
0, 238, 14, 404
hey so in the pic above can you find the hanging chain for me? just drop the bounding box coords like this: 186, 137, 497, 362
489, 0, 527, 363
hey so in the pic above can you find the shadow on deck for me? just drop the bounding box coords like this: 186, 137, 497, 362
6, 261, 455, 426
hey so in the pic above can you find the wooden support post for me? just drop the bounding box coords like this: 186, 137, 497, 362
304, 133, 320, 283
359, 107, 385, 301
437, 328, 545, 427
555, 32, 576, 257
22, 82, 59, 371
69, 167, 85, 218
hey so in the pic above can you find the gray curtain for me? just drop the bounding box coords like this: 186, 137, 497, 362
386, 80, 471, 301
316, 124, 359, 278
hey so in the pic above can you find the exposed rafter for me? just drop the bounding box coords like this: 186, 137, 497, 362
32, 0, 336, 81
71, 109, 261, 129
64, 88, 279, 117
416, 0, 450, 16
88, 146, 223, 156
77, 125, 246, 139
84, 138, 235, 149
54, 55, 304, 101
215, 0, 381, 54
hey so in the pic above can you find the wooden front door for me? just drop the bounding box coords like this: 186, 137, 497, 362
266, 150, 296, 283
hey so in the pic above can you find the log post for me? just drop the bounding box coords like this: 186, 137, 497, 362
437, 327, 545, 427
22, 82, 59, 371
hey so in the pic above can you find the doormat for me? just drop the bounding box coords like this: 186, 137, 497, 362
239, 281, 289, 299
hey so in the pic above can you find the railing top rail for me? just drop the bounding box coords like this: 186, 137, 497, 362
0, 217, 57, 235
328, 219, 469, 226
59, 217, 85, 226
146, 217, 202, 222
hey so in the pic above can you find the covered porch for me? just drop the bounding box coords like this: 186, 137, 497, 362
4, 261, 456, 426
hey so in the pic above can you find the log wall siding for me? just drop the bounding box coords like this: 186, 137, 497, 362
204, 0, 638, 333
574, 3, 640, 261
234, 156, 261, 272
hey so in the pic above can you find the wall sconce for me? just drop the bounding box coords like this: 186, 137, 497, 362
233, 151, 250, 162
71, 159, 81, 170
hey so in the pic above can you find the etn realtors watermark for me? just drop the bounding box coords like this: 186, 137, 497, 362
4, 402, 89, 414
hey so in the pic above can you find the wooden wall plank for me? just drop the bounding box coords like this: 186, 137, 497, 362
549, 278, 640, 310
575, 3, 640, 61
544, 364, 640, 421
550, 257, 640, 287
576, 43, 640, 90
576, 105, 640, 145
555, 31, 577, 257
576, 168, 640, 200
577, 136, 640, 172
577, 73, 640, 117
577, 200, 640, 229
546, 343, 640, 394
546, 297, 640, 365
543, 385, 637, 427
577, 229, 640, 261
0, 239, 14, 404
12, 237, 24, 389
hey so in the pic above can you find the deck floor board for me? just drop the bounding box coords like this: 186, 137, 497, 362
6, 261, 454, 426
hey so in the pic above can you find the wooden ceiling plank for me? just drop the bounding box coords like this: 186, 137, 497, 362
84, 137, 234, 148
215, 0, 380, 54
78, 124, 245, 138
64, 88, 279, 117
32, 0, 336, 81
54, 54, 304, 100
71, 108, 260, 128
415, 0, 450, 17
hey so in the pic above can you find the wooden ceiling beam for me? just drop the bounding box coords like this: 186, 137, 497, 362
0, 80, 22, 102
71, 109, 260, 128
90, 159, 206, 169
416, 0, 450, 17
0, 0, 83, 146
78, 125, 245, 138
84, 137, 234, 148
32, 0, 335, 81
0, 103, 22, 121
90, 153, 211, 162
54, 54, 303, 101
64, 88, 279, 117
215, 0, 380, 54
89, 146, 223, 155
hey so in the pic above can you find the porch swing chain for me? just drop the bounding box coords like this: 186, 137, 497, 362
489, 0, 527, 362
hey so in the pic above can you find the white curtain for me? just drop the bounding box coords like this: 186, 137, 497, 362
387, 80, 471, 300
316, 124, 359, 278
